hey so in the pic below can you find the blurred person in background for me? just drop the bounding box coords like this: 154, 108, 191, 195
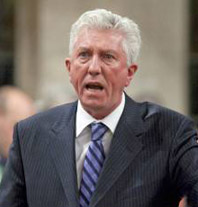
0, 86, 36, 181
0, 9, 198, 207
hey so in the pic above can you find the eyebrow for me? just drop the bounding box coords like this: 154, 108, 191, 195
102, 50, 116, 54
77, 47, 90, 51
77, 47, 118, 56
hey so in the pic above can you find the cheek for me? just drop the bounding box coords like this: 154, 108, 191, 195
69, 72, 79, 92
109, 70, 127, 87
70, 70, 85, 90
69, 72, 75, 85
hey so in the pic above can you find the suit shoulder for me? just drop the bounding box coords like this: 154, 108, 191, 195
125, 94, 194, 127
144, 101, 194, 127
18, 101, 77, 131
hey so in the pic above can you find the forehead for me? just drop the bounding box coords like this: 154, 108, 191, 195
73, 28, 125, 52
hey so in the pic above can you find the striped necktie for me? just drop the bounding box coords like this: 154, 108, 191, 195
79, 122, 108, 207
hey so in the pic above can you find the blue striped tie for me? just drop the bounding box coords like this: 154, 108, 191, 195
79, 122, 108, 207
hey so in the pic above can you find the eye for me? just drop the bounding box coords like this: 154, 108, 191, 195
79, 51, 90, 59
102, 53, 115, 60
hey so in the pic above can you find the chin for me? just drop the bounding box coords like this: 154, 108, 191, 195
84, 101, 104, 109
82, 99, 104, 110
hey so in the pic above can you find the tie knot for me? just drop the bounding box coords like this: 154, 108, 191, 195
90, 122, 108, 141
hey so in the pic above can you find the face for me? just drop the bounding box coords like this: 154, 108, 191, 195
0, 93, 35, 158
0, 115, 13, 158
66, 28, 137, 119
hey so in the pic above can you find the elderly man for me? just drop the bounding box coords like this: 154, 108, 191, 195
0, 9, 197, 207
0, 86, 35, 181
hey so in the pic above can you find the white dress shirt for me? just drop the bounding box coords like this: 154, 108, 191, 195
75, 93, 125, 188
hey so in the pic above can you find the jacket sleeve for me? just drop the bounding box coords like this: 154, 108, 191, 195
169, 117, 198, 207
0, 123, 28, 207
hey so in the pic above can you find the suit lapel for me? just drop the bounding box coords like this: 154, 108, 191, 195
90, 95, 145, 207
49, 102, 79, 207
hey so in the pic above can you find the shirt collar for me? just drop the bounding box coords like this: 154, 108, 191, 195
76, 93, 125, 136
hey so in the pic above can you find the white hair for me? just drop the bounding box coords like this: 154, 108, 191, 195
69, 9, 141, 65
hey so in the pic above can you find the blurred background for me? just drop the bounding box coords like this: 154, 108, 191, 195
0, 0, 197, 123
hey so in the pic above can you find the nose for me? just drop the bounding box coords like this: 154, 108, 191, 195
88, 55, 101, 76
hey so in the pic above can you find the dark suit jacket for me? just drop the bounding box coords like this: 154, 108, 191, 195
0, 95, 198, 207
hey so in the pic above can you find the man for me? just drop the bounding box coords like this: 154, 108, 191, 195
0, 86, 35, 181
0, 9, 197, 207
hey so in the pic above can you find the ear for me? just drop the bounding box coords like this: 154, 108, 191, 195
125, 63, 138, 87
65, 58, 71, 72
65, 58, 72, 82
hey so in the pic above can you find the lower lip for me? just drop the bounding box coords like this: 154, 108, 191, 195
85, 88, 104, 94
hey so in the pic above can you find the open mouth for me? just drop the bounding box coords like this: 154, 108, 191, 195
86, 84, 104, 90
